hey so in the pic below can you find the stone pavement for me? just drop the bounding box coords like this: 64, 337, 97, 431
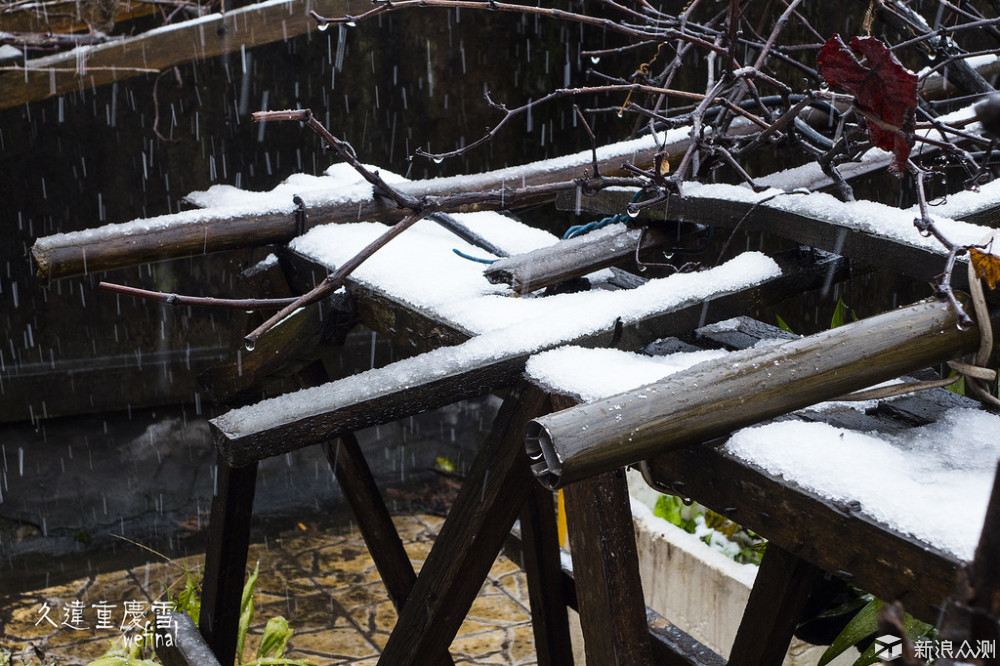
0, 513, 538, 665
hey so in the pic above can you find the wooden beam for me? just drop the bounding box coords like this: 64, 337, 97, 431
526, 298, 993, 488
643, 445, 958, 626
375, 383, 550, 665
211, 248, 846, 467
30, 132, 703, 282
563, 467, 654, 665
198, 461, 258, 666
727, 545, 822, 666
484, 225, 702, 295
503, 523, 727, 666
0, 0, 371, 110
155, 611, 223, 666
518, 481, 574, 666
324, 434, 455, 666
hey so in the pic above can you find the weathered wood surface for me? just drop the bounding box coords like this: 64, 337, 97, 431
198, 461, 257, 666
0, 0, 370, 110
483, 224, 703, 294
154, 611, 223, 666
324, 435, 455, 666
726, 545, 822, 666
518, 482, 574, 666
526, 298, 996, 488
503, 524, 728, 666
563, 466, 654, 665
211, 248, 846, 467
644, 442, 959, 626
559, 188, 1000, 291
376, 383, 549, 665
0, 0, 159, 35
30, 135, 715, 282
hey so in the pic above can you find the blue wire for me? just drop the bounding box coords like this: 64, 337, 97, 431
563, 190, 645, 239
452, 248, 497, 264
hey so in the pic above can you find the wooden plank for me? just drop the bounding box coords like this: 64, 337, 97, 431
376, 383, 549, 665
484, 225, 702, 295
503, 524, 727, 666
526, 298, 992, 488
211, 248, 847, 467
560, 189, 997, 290
518, 481, 574, 666
643, 446, 957, 625
0, 0, 159, 34
0, 0, 371, 110
727, 545, 822, 666
155, 611, 223, 666
563, 467, 654, 665
198, 461, 258, 666
324, 434, 455, 666
31, 132, 708, 282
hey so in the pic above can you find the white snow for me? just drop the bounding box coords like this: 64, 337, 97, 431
213, 252, 782, 437
526, 346, 728, 402
724, 410, 1000, 561
522, 343, 996, 561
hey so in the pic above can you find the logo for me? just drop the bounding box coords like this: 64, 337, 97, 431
874, 634, 903, 661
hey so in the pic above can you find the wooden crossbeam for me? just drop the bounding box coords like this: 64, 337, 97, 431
376, 383, 550, 664
559, 188, 998, 290
210, 248, 846, 467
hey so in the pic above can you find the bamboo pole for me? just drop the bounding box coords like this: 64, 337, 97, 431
525, 298, 998, 489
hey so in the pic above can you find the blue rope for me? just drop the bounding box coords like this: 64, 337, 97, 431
452, 248, 497, 264
562, 190, 645, 239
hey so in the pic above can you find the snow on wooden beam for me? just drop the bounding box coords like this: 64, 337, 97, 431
0, 0, 371, 110
210, 248, 843, 466
29, 128, 736, 282
566, 181, 1000, 290
525, 298, 997, 489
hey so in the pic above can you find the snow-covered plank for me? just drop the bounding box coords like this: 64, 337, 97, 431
525, 298, 991, 489
209, 250, 842, 466
575, 181, 1000, 288
0, 0, 370, 110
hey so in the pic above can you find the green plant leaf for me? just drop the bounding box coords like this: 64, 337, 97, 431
818, 597, 883, 666
257, 616, 293, 659
830, 298, 847, 328
775, 314, 795, 334
238, 561, 261, 664
653, 495, 684, 527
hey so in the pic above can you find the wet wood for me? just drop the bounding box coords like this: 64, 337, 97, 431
503, 522, 727, 666
563, 465, 654, 665
324, 434, 455, 666
198, 460, 258, 666
211, 248, 845, 467
518, 481, 574, 666
526, 298, 995, 489
155, 611, 222, 666
727, 545, 822, 666
643, 444, 958, 626
484, 225, 700, 295
563, 189, 999, 291
0, 0, 370, 111
31, 133, 708, 282
0, 0, 159, 35
376, 383, 550, 665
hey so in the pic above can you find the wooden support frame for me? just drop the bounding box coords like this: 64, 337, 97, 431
323, 434, 455, 666
563, 468, 655, 665
376, 383, 551, 664
727, 545, 822, 666
198, 461, 258, 666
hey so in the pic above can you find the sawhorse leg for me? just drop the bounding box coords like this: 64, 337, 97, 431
727, 544, 821, 665
376, 383, 550, 665
199, 460, 258, 666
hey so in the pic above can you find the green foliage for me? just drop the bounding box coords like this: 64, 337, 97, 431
653, 495, 766, 566
946, 371, 966, 396
775, 313, 795, 334
818, 597, 936, 666
776, 297, 858, 336
85, 559, 316, 666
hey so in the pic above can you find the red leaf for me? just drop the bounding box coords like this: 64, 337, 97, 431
818, 35, 917, 177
